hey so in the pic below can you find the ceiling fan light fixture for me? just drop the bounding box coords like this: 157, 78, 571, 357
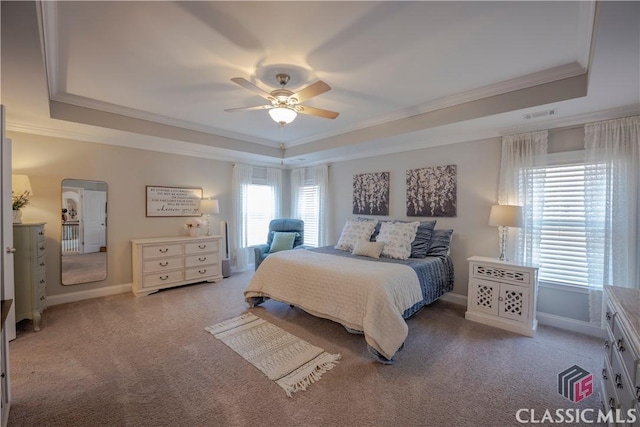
269, 107, 297, 125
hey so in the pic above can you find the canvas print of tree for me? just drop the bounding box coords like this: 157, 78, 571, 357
406, 165, 457, 217
353, 172, 390, 215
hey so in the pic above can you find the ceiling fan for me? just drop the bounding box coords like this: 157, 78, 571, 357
225, 73, 339, 126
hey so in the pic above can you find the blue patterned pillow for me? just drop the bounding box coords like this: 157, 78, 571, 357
426, 229, 454, 256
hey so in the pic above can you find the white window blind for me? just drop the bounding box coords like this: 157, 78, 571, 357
246, 184, 275, 247
530, 159, 605, 287
298, 185, 319, 247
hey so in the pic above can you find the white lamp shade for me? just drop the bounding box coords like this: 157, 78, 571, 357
488, 205, 522, 228
268, 107, 297, 125
200, 199, 219, 215
12, 174, 33, 195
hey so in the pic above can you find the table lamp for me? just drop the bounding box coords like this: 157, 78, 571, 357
488, 204, 522, 261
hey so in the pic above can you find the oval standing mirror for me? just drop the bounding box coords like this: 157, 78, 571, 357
61, 179, 108, 285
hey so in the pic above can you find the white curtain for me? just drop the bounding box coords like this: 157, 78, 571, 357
498, 131, 548, 264
291, 164, 329, 247
585, 116, 640, 290
231, 163, 282, 270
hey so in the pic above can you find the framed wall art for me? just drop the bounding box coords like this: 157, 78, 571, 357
146, 186, 203, 217
406, 165, 457, 217
353, 172, 390, 216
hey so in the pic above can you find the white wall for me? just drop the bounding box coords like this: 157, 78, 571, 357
10, 131, 233, 297
329, 137, 502, 296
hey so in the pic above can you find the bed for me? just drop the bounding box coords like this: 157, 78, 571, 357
244, 224, 454, 363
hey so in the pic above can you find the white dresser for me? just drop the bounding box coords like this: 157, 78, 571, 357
131, 235, 223, 296
465, 256, 539, 337
13, 223, 46, 331
601, 286, 640, 425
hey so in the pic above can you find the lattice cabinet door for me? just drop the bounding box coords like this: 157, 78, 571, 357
468, 278, 500, 316
498, 283, 530, 322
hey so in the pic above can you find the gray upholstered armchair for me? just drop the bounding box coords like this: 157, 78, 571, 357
253, 218, 305, 270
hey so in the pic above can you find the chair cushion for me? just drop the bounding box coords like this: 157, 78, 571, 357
269, 232, 299, 253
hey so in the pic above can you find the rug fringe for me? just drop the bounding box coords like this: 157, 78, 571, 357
277, 352, 342, 397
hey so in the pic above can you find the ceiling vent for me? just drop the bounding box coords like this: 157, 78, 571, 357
522, 108, 557, 120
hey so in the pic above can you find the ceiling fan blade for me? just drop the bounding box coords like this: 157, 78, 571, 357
230, 77, 274, 101
224, 105, 273, 112
296, 105, 339, 119
290, 80, 331, 103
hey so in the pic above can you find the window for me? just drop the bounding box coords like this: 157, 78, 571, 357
296, 184, 320, 247
246, 184, 277, 247
232, 164, 282, 270
527, 152, 605, 287
291, 165, 328, 248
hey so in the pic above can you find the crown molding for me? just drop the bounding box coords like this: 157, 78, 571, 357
287, 63, 587, 148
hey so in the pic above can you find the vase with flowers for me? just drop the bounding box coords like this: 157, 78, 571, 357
184, 218, 204, 237
12, 190, 30, 224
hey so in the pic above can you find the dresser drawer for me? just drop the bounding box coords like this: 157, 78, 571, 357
611, 347, 636, 409
185, 266, 216, 281
36, 226, 45, 243
185, 254, 216, 268
36, 241, 46, 258
471, 263, 532, 286
142, 244, 183, 259
142, 270, 183, 288
143, 257, 182, 273
605, 300, 617, 333
185, 240, 218, 255
612, 315, 639, 384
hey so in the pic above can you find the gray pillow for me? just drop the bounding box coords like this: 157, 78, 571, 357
426, 229, 454, 256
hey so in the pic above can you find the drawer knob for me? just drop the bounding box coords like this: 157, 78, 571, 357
636, 386, 640, 400
39, 262, 45, 267
614, 374, 623, 389
40, 279, 45, 284
199, 257, 206, 262
603, 340, 610, 349
160, 275, 169, 281
198, 244, 207, 249
159, 248, 169, 253
616, 338, 625, 352
602, 368, 608, 380
40, 296, 45, 301
159, 262, 168, 267
5, 247, 16, 254
199, 269, 207, 274
39, 246, 45, 251
605, 311, 612, 320
608, 398, 616, 410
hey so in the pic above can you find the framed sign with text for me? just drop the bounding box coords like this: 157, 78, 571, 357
146, 186, 203, 217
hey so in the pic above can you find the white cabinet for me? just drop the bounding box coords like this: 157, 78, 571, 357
600, 286, 640, 426
131, 235, 223, 296
465, 256, 539, 337
13, 223, 46, 331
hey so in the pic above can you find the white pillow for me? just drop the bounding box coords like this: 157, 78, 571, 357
335, 219, 377, 251
376, 221, 420, 259
352, 241, 385, 259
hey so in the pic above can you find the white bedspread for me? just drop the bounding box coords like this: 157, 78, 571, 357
244, 249, 423, 360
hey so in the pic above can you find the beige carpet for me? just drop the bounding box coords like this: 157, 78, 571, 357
8, 271, 603, 426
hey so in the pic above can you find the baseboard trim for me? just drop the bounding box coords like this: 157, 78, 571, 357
440, 292, 467, 306
536, 312, 605, 338
439, 292, 605, 338
47, 283, 132, 307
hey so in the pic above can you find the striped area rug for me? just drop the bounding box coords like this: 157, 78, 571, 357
205, 313, 341, 397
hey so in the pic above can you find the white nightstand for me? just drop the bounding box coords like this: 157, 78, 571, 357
465, 256, 539, 337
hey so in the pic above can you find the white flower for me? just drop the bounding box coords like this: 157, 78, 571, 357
184, 218, 204, 229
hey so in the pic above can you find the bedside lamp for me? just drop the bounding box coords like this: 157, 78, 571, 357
488, 204, 522, 261
200, 199, 220, 236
